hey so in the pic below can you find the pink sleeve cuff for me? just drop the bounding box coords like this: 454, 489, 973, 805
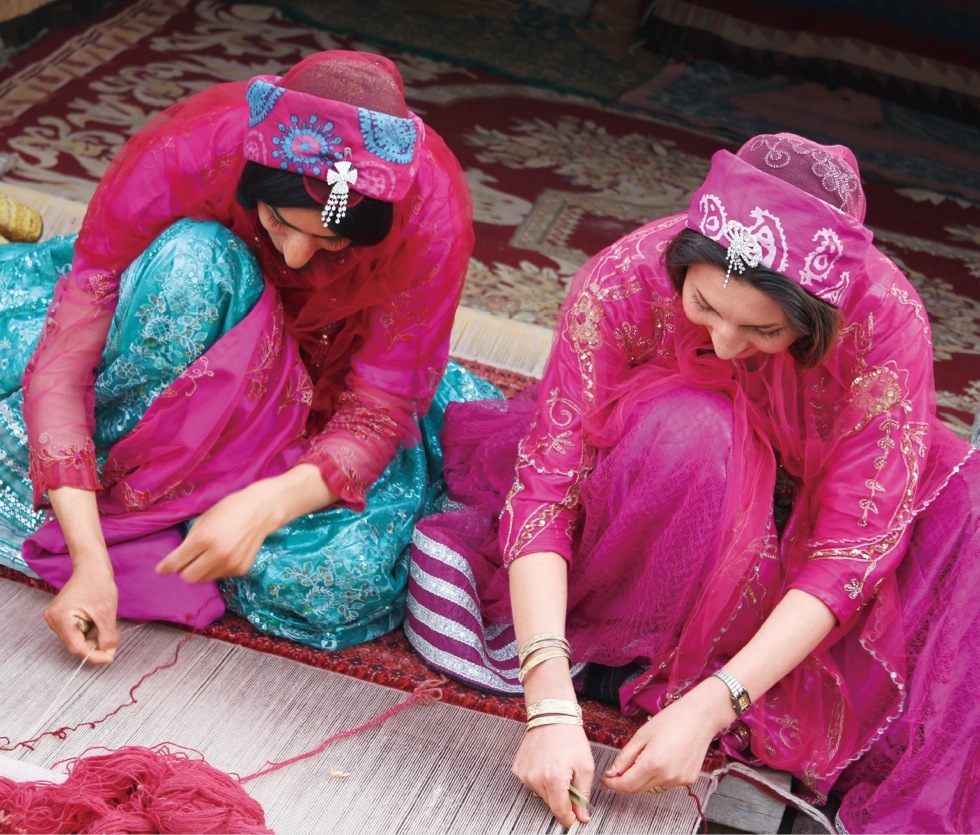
297, 444, 370, 513
29, 440, 101, 510
502, 512, 575, 567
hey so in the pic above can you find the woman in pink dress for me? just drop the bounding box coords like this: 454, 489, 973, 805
407, 133, 978, 832
0, 50, 494, 661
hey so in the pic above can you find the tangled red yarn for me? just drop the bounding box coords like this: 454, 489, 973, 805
0, 745, 271, 834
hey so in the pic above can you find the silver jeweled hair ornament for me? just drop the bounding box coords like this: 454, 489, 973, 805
321, 149, 358, 227
721, 219, 763, 287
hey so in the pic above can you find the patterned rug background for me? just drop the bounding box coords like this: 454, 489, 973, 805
255, 0, 980, 203
0, 0, 978, 744
2, 0, 978, 437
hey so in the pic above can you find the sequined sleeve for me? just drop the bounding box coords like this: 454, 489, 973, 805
501, 216, 684, 564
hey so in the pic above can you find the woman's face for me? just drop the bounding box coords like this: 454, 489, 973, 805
682, 263, 798, 361
257, 202, 351, 269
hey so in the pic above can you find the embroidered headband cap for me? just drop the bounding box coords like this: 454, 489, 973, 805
687, 133, 873, 306
242, 52, 423, 225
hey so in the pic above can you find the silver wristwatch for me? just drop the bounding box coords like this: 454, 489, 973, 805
712, 668, 751, 717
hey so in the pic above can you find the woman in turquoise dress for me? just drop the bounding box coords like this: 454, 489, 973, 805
0, 49, 497, 661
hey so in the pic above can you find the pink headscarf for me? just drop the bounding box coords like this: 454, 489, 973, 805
687, 134, 873, 306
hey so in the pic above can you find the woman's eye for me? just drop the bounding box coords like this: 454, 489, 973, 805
266, 210, 288, 229
755, 328, 785, 339
693, 299, 713, 313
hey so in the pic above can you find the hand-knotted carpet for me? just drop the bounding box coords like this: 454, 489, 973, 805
0, 0, 978, 767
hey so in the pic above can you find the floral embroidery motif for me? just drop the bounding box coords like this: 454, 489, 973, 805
566, 291, 604, 407
742, 133, 863, 216
858, 416, 898, 527
30, 438, 97, 473
201, 151, 237, 186
120, 481, 153, 511
328, 391, 399, 441
776, 714, 803, 748
278, 369, 314, 413
86, 273, 119, 308
28, 438, 99, 496
161, 357, 214, 399
271, 113, 344, 177
845, 366, 906, 436
889, 284, 932, 348
247, 333, 276, 403
615, 321, 657, 366
808, 524, 908, 603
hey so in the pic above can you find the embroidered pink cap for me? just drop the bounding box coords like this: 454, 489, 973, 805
687, 134, 874, 306
242, 74, 424, 222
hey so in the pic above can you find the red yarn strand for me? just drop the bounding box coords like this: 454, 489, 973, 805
1, 633, 195, 753
240, 677, 446, 784
0, 744, 271, 834
686, 784, 709, 832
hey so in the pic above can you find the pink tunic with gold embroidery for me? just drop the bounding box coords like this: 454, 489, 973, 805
500, 213, 975, 803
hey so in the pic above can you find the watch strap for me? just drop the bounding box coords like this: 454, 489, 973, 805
712, 668, 751, 717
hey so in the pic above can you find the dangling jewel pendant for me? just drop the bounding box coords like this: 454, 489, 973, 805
721, 219, 762, 288
321, 150, 358, 227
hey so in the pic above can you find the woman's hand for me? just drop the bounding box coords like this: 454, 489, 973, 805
603, 589, 838, 796
156, 481, 279, 582
156, 464, 338, 583
514, 722, 594, 828
45, 486, 118, 663
602, 680, 731, 794
43, 560, 119, 664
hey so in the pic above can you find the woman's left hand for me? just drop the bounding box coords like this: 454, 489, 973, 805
601, 680, 732, 794
156, 482, 279, 582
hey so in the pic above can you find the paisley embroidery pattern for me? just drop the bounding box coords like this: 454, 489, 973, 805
270, 113, 344, 177
358, 108, 417, 164
245, 79, 285, 128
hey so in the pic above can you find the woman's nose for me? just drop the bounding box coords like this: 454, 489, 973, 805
281, 231, 317, 269
710, 325, 747, 360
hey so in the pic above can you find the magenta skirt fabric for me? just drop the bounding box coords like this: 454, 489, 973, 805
407, 386, 979, 833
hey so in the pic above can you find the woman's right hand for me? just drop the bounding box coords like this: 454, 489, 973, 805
43, 560, 119, 664
45, 486, 119, 663
513, 722, 594, 828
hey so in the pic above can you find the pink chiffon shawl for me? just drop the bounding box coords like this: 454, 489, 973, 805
22, 51, 473, 512
498, 212, 974, 798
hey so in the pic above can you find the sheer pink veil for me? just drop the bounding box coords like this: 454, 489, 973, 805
21, 50, 473, 506
237, 50, 474, 428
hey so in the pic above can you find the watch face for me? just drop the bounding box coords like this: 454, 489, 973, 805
736, 693, 751, 714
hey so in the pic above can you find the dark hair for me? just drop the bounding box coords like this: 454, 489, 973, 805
664, 228, 842, 369
236, 161, 393, 247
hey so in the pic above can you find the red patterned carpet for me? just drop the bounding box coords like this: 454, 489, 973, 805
2, 0, 977, 436
0, 0, 978, 748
